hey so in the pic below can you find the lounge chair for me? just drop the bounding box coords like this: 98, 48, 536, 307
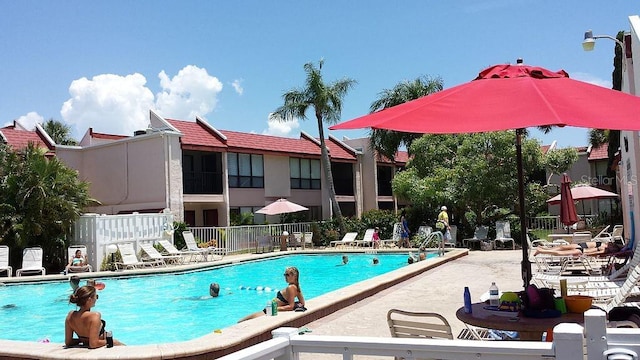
387, 309, 453, 341
67, 245, 93, 273
494, 221, 515, 250
157, 240, 190, 263
463, 226, 490, 250
289, 232, 303, 250
0, 245, 12, 277
329, 232, 358, 248
355, 229, 376, 247
303, 231, 314, 249
182, 231, 219, 262
182, 231, 227, 261
115, 243, 160, 269
139, 242, 183, 265
16, 247, 46, 276
381, 223, 402, 248
446, 225, 458, 248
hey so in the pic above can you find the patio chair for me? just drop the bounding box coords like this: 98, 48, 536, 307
494, 221, 515, 250
66, 245, 93, 273
0, 245, 12, 277
289, 232, 303, 250
355, 229, 376, 247
255, 235, 274, 254
16, 247, 46, 276
182, 231, 216, 262
139, 242, 183, 265
463, 226, 490, 250
157, 240, 189, 263
446, 225, 457, 248
329, 232, 358, 248
115, 243, 160, 270
387, 309, 453, 343
303, 231, 314, 249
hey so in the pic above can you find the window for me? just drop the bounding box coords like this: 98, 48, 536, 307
290, 158, 321, 189
332, 162, 354, 195
228, 153, 264, 188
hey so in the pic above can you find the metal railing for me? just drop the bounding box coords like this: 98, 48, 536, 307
189, 222, 313, 254
528, 215, 598, 231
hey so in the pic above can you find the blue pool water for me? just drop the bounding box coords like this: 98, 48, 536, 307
0, 253, 432, 345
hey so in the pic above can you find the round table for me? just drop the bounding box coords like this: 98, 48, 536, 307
456, 303, 584, 341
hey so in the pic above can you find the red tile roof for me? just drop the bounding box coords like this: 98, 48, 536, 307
589, 143, 609, 161
220, 130, 322, 157
89, 128, 128, 140
166, 119, 227, 151
540, 144, 551, 154
326, 137, 357, 161
0, 123, 54, 153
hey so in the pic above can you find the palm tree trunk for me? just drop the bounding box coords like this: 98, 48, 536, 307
316, 115, 344, 227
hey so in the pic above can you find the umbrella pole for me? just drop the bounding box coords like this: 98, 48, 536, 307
516, 129, 531, 288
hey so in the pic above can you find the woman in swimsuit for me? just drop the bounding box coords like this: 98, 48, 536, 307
238, 266, 306, 322
533, 241, 621, 257
65, 249, 87, 273
65, 285, 124, 348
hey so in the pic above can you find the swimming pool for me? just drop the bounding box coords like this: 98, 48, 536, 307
0, 252, 431, 345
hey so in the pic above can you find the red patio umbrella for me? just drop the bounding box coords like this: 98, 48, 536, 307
558, 173, 579, 229
331, 63, 640, 287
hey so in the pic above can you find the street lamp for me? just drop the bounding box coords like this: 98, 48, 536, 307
106, 244, 118, 271
582, 29, 624, 52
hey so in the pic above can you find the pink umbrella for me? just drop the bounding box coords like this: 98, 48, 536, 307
558, 174, 579, 228
330, 63, 640, 287
256, 199, 308, 216
547, 184, 619, 205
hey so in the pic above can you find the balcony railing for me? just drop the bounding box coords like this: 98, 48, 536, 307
183, 171, 223, 194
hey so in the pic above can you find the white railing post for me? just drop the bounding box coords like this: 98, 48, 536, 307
585, 309, 609, 360
553, 323, 585, 360
272, 327, 298, 360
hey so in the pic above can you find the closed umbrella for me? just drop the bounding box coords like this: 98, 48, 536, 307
256, 199, 308, 216
331, 63, 640, 287
558, 173, 579, 230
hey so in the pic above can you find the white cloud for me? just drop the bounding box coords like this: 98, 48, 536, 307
12, 111, 44, 130
570, 72, 611, 88
231, 79, 244, 95
59, 65, 223, 137
61, 73, 155, 136
155, 65, 223, 120
263, 113, 299, 137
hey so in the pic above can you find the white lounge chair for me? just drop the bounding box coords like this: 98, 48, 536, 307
157, 240, 189, 263
303, 232, 314, 248
463, 226, 490, 250
356, 229, 376, 247
139, 242, 183, 265
115, 243, 160, 269
446, 225, 457, 248
330, 232, 358, 248
67, 245, 93, 273
0, 245, 12, 277
16, 247, 46, 276
182, 231, 226, 261
494, 221, 515, 250
381, 223, 402, 248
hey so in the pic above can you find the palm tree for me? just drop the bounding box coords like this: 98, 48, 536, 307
43, 118, 78, 145
271, 60, 356, 224
368, 76, 443, 159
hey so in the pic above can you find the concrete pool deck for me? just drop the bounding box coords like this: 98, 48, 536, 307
0, 248, 526, 359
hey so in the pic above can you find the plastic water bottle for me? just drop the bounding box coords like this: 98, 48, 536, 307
463, 287, 472, 314
265, 301, 272, 316
489, 282, 500, 307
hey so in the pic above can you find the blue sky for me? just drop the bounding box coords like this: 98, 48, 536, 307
0, 1, 637, 148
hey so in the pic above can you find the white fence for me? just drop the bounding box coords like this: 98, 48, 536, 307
190, 222, 313, 254
218, 310, 639, 360
73, 212, 174, 270
528, 215, 597, 231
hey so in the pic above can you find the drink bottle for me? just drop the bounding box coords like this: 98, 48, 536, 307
489, 282, 500, 307
463, 287, 472, 314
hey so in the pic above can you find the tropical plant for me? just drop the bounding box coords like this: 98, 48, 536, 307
0, 143, 93, 271
42, 118, 78, 145
543, 147, 579, 185
368, 75, 444, 160
271, 60, 356, 228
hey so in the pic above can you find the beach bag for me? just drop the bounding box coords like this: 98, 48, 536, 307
519, 284, 561, 318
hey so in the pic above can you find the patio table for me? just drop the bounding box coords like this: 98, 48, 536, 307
456, 302, 584, 341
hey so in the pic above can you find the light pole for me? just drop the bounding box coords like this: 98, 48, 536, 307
106, 244, 118, 271
582, 29, 624, 51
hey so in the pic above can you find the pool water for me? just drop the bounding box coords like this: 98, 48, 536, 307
0, 253, 433, 345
